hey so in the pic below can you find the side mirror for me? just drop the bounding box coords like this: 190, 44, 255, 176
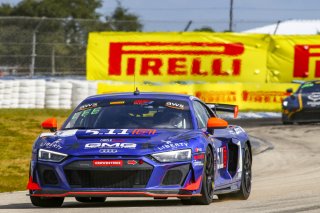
41, 118, 57, 132
207, 117, 228, 134
286, 88, 293, 94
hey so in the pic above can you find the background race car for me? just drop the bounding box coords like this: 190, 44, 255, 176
282, 81, 320, 124
27, 92, 252, 207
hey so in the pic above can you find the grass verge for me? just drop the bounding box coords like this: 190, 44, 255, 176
0, 109, 71, 192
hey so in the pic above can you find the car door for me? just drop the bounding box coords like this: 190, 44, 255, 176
192, 100, 233, 188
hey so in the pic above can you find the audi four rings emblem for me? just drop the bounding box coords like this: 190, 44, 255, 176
99, 149, 118, 153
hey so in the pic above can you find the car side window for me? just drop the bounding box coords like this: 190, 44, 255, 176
193, 101, 211, 129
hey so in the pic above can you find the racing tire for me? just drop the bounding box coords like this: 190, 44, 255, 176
181, 147, 214, 205
30, 196, 64, 207
218, 143, 252, 200
282, 120, 293, 125
282, 113, 293, 125
75, 197, 106, 203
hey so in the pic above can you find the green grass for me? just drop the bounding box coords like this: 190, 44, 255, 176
0, 109, 71, 192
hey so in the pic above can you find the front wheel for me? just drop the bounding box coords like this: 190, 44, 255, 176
182, 147, 214, 205
30, 196, 64, 207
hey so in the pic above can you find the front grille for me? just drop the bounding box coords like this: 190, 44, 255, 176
162, 170, 182, 185
65, 169, 152, 188
38, 164, 59, 186
162, 164, 190, 186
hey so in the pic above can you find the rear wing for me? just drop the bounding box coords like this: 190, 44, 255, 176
206, 103, 239, 119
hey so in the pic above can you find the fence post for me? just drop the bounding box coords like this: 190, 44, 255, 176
30, 17, 46, 77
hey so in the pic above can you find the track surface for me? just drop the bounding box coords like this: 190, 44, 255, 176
1, 119, 320, 213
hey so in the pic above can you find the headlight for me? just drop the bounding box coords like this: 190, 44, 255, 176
38, 149, 67, 162
283, 101, 288, 107
151, 149, 191, 162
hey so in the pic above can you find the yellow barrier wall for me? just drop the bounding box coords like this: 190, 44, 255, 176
97, 82, 300, 111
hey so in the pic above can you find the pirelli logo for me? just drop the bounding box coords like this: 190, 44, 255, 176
108, 42, 245, 77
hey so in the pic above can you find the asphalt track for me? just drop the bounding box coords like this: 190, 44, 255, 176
1, 118, 320, 213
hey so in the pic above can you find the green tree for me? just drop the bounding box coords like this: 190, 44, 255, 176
106, 1, 143, 32
0, 0, 143, 75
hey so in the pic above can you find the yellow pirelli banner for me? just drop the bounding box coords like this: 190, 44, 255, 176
267, 35, 320, 82
97, 82, 300, 111
87, 32, 270, 83
87, 32, 320, 83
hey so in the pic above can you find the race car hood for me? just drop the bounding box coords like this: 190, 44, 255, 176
35, 129, 202, 156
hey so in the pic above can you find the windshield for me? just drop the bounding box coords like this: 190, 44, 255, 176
63, 99, 193, 130
299, 82, 320, 94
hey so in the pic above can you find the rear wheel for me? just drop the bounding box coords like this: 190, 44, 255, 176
30, 196, 64, 207
218, 143, 252, 200
181, 147, 214, 205
75, 197, 106, 203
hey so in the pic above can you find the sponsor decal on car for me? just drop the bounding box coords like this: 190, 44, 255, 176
85, 129, 130, 135
194, 147, 203, 152
99, 149, 118, 153
100, 138, 125, 143
157, 142, 188, 151
93, 160, 123, 167
133, 99, 153, 105
127, 160, 137, 165
132, 129, 156, 135
307, 92, 320, 107
85, 142, 137, 149
110, 101, 125, 105
39, 139, 63, 150
308, 93, 320, 101
79, 103, 98, 111
165, 102, 185, 110
193, 161, 204, 166
85, 129, 157, 136
217, 146, 228, 169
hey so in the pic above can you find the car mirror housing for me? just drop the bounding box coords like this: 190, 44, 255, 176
286, 88, 293, 94
41, 118, 57, 132
207, 117, 228, 134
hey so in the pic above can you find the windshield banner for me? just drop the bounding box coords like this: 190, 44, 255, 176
97, 82, 300, 111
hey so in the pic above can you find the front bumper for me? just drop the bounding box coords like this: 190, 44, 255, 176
29, 190, 202, 198
283, 108, 320, 122
28, 155, 204, 198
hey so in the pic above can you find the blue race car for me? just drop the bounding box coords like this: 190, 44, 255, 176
282, 80, 320, 124
27, 92, 252, 207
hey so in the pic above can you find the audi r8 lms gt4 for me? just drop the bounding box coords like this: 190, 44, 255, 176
27, 92, 252, 207
282, 80, 320, 124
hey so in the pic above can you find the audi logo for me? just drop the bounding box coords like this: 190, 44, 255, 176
99, 149, 118, 153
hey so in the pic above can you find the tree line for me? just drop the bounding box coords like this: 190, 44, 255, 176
0, 0, 213, 75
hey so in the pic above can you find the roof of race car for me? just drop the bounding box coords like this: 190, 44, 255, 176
84, 92, 196, 103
